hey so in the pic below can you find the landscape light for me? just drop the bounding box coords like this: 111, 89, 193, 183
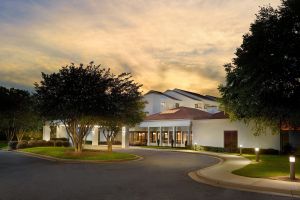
255, 147, 260, 162
289, 156, 296, 180
239, 144, 243, 155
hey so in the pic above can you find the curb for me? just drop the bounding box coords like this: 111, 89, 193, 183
13, 150, 143, 164
131, 147, 300, 198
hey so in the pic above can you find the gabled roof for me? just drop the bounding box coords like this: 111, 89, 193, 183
145, 107, 212, 121
145, 108, 228, 121
173, 88, 217, 102
210, 111, 228, 119
144, 90, 181, 101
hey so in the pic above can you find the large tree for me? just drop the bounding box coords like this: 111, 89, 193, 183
0, 86, 41, 142
101, 73, 145, 151
219, 0, 300, 135
35, 62, 145, 153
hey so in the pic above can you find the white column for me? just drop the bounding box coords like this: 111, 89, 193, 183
188, 126, 191, 145
122, 126, 129, 148
147, 127, 150, 146
92, 126, 99, 146
167, 129, 170, 146
173, 126, 176, 147
159, 127, 162, 146
43, 125, 51, 141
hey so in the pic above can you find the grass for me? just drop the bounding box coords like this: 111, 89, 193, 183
20, 147, 137, 161
233, 154, 300, 178
0, 141, 8, 149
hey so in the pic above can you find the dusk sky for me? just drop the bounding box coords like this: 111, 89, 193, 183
0, 0, 280, 96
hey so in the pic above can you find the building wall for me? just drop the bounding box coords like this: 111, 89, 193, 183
144, 93, 180, 115
164, 90, 219, 113
192, 119, 280, 150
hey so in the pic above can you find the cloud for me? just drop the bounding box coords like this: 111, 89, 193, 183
0, 0, 280, 96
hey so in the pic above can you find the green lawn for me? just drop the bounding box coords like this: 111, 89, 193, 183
0, 141, 8, 149
233, 154, 300, 178
20, 147, 137, 161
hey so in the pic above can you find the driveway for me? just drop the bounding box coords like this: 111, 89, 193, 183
0, 149, 291, 200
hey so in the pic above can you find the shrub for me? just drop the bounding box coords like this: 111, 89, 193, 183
62, 141, 70, 147
46, 140, 55, 146
51, 138, 68, 141
16, 141, 28, 149
8, 141, 18, 150
54, 140, 64, 147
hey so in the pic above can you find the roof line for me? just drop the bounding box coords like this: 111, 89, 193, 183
144, 90, 181, 101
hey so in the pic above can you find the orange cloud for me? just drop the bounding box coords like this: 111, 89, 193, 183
0, 0, 280, 95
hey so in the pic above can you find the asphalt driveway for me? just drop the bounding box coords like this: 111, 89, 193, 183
0, 149, 293, 200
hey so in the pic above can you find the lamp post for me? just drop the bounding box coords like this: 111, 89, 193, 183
289, 156, 296, 181
194, 142, 197, 151
255, 147, 260, 162
239, 144, 243, 155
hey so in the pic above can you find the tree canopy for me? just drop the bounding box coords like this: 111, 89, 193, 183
35, 62, 145, 152
219, 0, 300, 134
0, 86, 41, 141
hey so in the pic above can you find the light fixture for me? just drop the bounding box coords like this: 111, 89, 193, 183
239, 144, 243, 155
290, 156, 296, 163
290, 156, 296, 180
255, 147, 260, 162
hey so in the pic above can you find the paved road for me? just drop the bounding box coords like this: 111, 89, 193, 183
0, 149, 293, 200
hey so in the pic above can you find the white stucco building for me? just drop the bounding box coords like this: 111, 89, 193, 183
43, 88, 281, 151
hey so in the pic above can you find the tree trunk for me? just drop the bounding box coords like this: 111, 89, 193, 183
74, 141, 83, 153
107, 138, 113, 152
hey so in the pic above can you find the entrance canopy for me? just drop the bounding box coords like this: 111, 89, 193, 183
140, 120, 191, 128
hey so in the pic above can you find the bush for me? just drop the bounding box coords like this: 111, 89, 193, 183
193, 145, 279, 155
8, 141, 18, 150
51, 138, 69, 141
62, 141, 70, 147
16, 141, 28, 149
54, 140, 64, 147
46, 140, 55, 146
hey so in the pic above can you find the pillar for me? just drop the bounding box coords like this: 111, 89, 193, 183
172, 126, 176, 147
43, 125, 51, 141
159, 127, 162, 146
122, 126, 129, 148
188, 126, 191, 145
92, 126, 99, 146
147, 127, 150, 146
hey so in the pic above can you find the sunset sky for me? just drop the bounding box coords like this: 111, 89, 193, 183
0, 0, 280, 96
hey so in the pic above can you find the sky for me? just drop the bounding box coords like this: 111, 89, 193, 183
0, 0, 280, 96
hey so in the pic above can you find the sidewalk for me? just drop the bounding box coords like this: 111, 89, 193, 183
130, 146, 300, 198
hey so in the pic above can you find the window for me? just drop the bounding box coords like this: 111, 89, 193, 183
175, 103, 179, 108
161, 102, 166, 107
195, 102, 203, 109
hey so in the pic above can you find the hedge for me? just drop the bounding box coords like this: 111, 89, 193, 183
8, 139, 70, 150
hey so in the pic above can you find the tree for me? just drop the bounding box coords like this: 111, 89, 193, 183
35, 62, 145, 153
219, 0, 300, 135
0, 86, 41, 142
101, 73, 145, 151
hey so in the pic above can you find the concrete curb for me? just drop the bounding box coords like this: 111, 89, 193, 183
131, 147, 300, 198
13, 150, 143, 164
